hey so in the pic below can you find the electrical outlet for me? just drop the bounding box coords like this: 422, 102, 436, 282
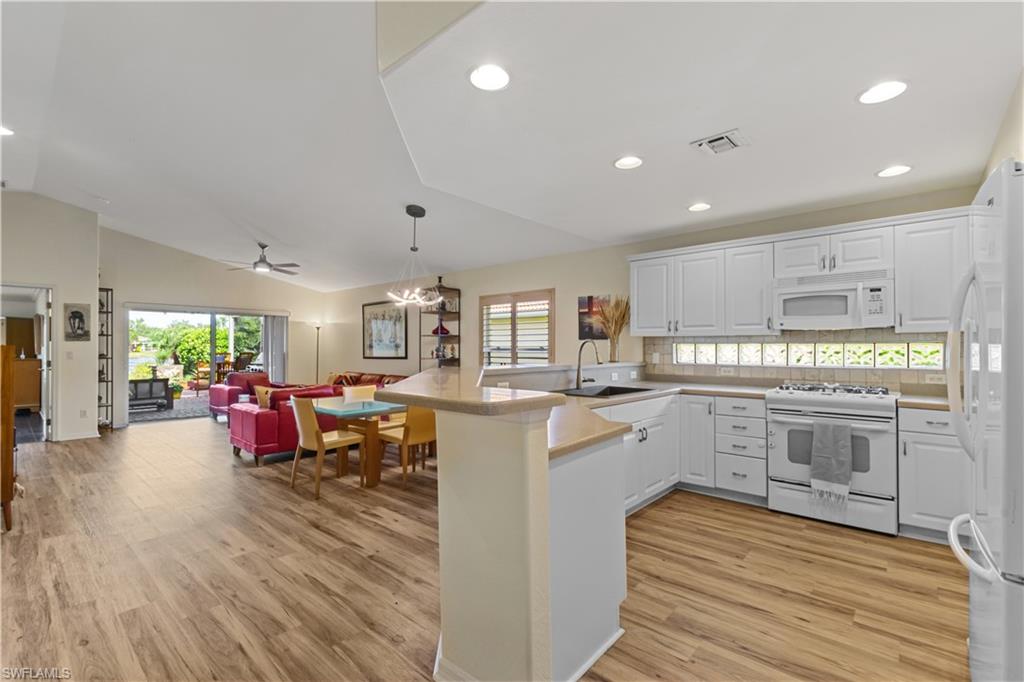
79, 409, 87, 418
630, 370, 638, 379
651, 352, 660, 364
497, 381, 510, 389
718, 366, 737, 376
66, 350, 74, 360
925, 373, 946, 384
611, 372, 619, 381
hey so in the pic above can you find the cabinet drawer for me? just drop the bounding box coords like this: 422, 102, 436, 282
716, 415, 766, 438
715, 453, 767, 496
716, 433, 767, 459
609, 396, 674, 424
715, 396, 765, 419
899, 408, 954, 435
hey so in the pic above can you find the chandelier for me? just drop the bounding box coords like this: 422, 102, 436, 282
387, 204, 442, 307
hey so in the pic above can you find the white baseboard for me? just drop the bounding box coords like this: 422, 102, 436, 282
434, 656, 476, 682
56, 431, 99, 442
564, 627, 625, 682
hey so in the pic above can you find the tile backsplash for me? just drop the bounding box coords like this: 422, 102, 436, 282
644, 329, 949, 395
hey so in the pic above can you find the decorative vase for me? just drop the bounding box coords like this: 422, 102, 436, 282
608, 336, 620, 363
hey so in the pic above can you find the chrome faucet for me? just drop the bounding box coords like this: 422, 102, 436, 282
576, 340, 602, 390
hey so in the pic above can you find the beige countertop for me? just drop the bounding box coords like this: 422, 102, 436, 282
559, 380, 769, 410
897, 394, 950, 411
376, 367, 566, 416
548, 405, 631, 459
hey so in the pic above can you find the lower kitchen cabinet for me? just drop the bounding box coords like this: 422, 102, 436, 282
609, 397, 680, 512
679, 395, 716, 487
898, 429, 970, 532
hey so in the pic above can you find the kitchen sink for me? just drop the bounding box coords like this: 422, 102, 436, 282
555, 385, 654, 398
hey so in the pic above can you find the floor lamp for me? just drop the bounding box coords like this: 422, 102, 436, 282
313, 323, 321, 383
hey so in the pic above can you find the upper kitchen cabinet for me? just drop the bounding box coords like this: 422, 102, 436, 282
774, 227, 893, 278
630, 256, 674, 336
895, 217, 969, 332
673, 250, 725, 335
830, 226, 894, 273
773, 235, 830, 278
724, 243, 776, 335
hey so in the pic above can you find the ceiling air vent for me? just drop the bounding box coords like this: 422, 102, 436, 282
691, 129, 749, 155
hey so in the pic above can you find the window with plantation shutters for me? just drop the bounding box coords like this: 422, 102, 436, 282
480, 289, 555, 367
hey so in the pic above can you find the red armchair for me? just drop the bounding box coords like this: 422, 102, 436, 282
228, 385, 343, 465
209, 371, 295, 420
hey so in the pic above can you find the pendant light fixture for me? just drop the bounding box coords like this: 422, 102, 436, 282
387, 204, 442, 307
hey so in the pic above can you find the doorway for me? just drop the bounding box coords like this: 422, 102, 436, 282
1, 285, 53, 443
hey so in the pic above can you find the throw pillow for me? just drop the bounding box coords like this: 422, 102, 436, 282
254, 385, 276, 409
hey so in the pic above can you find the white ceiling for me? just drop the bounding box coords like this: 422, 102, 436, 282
3, 3, 1021, 292
1, 285, 46, 305
383, 2, 1023, 242
1, 2, 591, 292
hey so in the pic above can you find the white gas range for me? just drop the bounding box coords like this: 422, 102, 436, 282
765, 383, 899, 534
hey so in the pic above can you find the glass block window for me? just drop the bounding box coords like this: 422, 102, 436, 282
717, 343, 738, 365
909, 342, 944, 369
763, 343, 787, 366
816, 343, 844, 367
674, 343, 695, 364
739, 343, 762, 366
876, 343, 908, 368
989, 344, 1002, 373
696, 343, 716, 365
790, 344, 815, 366
844, 343, 875, 368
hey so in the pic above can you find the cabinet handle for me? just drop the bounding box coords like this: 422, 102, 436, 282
902, 440, 907, 456
707, 402, 713, 415
819, 256, 827, 271
731, 424, 748, 430
643, 427, 648, 441
767, 316, 772, 330
926, 420, 950, 426
898, 313, 903, 327
830, 255, 837, 270
674, 320, 679, 333
731, 443, 748, 450
667, 321, 672, 332
731, 472, 748, 479
731, 405, 748, 411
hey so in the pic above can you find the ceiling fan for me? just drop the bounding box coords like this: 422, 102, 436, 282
225, 242, 300, 276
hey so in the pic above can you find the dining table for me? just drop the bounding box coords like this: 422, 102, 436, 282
309, 396, 406, 488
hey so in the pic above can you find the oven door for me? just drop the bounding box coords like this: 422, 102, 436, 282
767, 412, 897, 497
774, 283, 860, 330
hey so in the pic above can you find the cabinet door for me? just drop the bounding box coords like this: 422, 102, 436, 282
774, 235, 830, 278
830, 226, 894, 273
630, 257, 674, 336
895, 217, 969, 332
679, 395, 715, 487
724, 244, 776, 335
623, 426, 643, 510
898, 432, 971, 532
639, 402, 680, 497
674, 251, 724, 335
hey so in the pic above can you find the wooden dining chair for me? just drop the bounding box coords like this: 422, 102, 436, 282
378, 406, 436, 487
290, 397, 366, 498
342, 384, 376, 402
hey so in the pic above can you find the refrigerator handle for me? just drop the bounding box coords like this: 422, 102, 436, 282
948, 513, 1000, 583
945, 264, 988, 461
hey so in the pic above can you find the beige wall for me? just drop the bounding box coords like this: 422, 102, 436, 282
321, 184, 977, 376
1, 192, 100, 440
986, 68, 1024, 177
376, 1, 479, 72
98, 228, 333, 426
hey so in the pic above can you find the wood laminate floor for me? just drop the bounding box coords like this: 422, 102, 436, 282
1, 419, 968, 681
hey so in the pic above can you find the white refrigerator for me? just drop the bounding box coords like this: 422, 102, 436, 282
946, 158, 1024, 682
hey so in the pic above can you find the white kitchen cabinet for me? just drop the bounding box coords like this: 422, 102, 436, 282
774, 227, 893, 279
895, 217, 970, 332
621, 426, 642, 510
673, 250, 725, 335
774, 235, 830, 278
679, 395, 715, 487
611, 397, 679, 511
899, 430, 971, 532
630, 256, 674, 336
724, 243, 776, 335
830, 226, 893, 273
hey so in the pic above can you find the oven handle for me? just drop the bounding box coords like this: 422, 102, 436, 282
768, 477, 895, 501
768, 415, 893, 432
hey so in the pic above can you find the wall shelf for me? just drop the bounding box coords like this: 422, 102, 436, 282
419, 277, 461, 372
98, 287, 114, 431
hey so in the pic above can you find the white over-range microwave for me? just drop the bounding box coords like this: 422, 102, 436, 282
773, 269, 894, 330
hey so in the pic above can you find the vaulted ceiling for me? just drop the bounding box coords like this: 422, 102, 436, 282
3, 2, 1021, 292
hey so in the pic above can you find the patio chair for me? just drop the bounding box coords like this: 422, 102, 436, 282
234, 351, 255, 371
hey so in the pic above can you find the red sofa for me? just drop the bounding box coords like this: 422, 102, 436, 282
229, 384, 343, 464
209, 371, 294, 420
329, 371, 407, 387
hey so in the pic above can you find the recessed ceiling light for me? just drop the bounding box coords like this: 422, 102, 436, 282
469, 64, 510, 91
688, 202, 711, 212
859, 81, 907, 104
877, 164, 912, 178
0, 127, 12, 136
614, 156, 643, 170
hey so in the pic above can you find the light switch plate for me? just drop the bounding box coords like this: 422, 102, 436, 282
651, 352, 660, 364
79, 410, 87, 418
497, 381, 510, 389
66, 351, 74, 360
718, 366, 737, 376
925, 373, 946, 384
630, 370, 638, 379
610, 372, 619, 381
